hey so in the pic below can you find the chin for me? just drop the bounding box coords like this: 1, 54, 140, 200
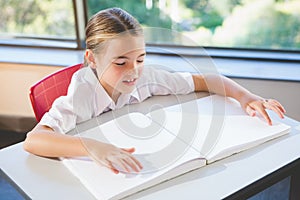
119, 86, 136, 94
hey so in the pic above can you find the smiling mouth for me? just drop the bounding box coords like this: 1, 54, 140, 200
123, 78, 135, 82
122, 78, 137, 85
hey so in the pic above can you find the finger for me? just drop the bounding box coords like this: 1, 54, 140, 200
107, 161, 120, 174
118, 151, 143, 171
124, 153, 143, 170
119, 149, 142, 168
122, 157, 143, 173
95, 158, 119, 174
122, 158, 139, 172
246, 105, 256, 117
118, 159, 131, 173
264, 103, 285, 119
110, 157, 131, 173
269, 100, 286, 113
256, 106, 272, 125
121, 147, 135, 153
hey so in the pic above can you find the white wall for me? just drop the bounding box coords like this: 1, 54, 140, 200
0, 63, 61, 132
233, 78, 300, 121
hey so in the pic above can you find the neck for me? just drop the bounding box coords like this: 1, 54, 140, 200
99, 79, 121, 103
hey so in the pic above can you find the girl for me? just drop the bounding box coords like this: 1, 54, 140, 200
23, 7, 286, 174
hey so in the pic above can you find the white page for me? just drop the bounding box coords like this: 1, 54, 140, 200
63, 152, 203, 200
205, 115, 291, 163
63, 95, 290, 199
147, 95, 225, 156
63, 112, 205, 200
148, 95, 290, 163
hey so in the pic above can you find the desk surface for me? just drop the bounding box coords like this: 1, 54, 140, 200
1, 93, 300, 200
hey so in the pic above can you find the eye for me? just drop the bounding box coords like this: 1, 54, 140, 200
114, 62, 126, 66
137, 60, 144, 63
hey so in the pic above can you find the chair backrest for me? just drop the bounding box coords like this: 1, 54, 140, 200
29, 64, 82, 122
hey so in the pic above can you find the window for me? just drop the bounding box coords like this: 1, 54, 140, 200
1, 0, 300, 52
86, 0, 300, 51
0, 0, 77, 48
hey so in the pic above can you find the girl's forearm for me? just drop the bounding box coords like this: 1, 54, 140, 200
193, 74, 260, 102
23, 130, 92, 158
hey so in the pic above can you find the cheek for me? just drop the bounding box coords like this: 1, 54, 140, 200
102, 66, 124, 84
136, 65, 144, 79
138, 65, 144, 76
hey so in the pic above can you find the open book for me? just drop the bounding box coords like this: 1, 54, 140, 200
62, 95, 290, 200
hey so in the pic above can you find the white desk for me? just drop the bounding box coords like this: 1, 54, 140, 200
1, 93, 300, 200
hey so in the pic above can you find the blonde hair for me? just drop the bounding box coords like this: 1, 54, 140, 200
84, 7, 143, 66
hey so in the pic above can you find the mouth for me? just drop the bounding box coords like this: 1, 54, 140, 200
122, 78, 137, 86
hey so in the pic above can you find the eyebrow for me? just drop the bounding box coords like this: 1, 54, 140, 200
113, 53, 146, 60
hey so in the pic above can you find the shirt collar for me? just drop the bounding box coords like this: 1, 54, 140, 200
83, 67, 113, 113
116, 89, 140, 108
83, 67, 141, 113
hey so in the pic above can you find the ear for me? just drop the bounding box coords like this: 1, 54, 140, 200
85, 49, 97, 69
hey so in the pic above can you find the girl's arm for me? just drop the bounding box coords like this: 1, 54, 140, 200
24, 124, 89, 157
23, 124, 142, 174
192, 74, 286, 125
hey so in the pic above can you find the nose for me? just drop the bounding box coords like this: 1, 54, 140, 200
127, 62, 139, 76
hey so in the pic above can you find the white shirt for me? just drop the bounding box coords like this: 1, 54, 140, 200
40, 67, 195, 133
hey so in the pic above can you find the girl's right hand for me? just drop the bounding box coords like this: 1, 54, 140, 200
83, 138, 143, 174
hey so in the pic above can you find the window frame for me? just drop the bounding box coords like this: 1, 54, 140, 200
146, 44, 300, 62
0, 0, 84, 50
0, 0, 300, 62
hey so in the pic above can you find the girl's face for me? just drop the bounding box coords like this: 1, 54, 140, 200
89, 35, 146, 100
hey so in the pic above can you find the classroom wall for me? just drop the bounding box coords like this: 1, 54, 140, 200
0, 62, 299, 133
233, 78, 300, 122
0, 62, 62, 132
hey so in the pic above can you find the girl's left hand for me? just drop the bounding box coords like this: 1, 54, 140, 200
240, 94, 286, 125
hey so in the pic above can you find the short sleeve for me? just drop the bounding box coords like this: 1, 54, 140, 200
143, 67, 195, 96
39, 69, 95, 134
40, 96, 76, 134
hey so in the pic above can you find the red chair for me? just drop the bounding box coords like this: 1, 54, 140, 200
29, 64, 83, 122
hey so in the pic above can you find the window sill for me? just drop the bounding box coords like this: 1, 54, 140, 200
0, 45, 299, 82
0, 46, 84, 67
0, 38, 78, 49
147, 44, 300, 62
